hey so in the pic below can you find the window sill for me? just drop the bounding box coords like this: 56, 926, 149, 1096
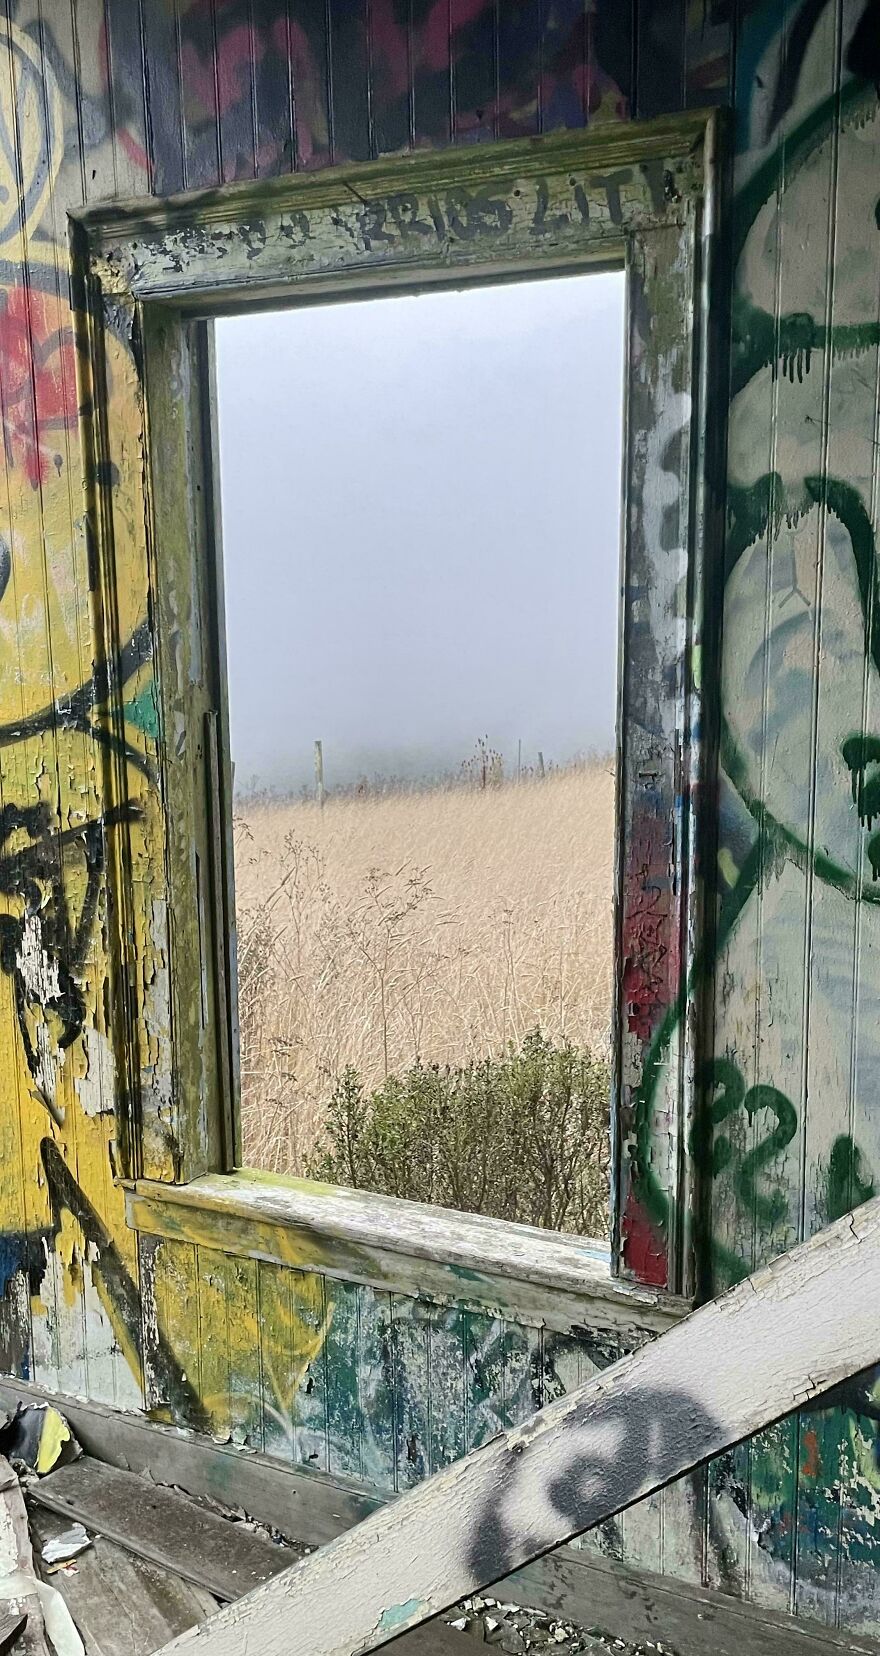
125, 1170, 689, 1342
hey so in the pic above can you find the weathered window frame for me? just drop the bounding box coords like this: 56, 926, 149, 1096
71, 111, 720, 1304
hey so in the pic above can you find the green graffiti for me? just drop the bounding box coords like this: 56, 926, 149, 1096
690, 1057, 744, 1177
807, 478, 880, 679
826, 1136, 876, 1223
733, 75, 878, 270
738, 1085, 798, 1227
122, 678, 160, 740
693, 1065, 797, 1232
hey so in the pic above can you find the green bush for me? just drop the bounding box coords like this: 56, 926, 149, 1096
307, 1031, 611, 1237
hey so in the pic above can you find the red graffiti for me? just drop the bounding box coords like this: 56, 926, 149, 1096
621, 1192, 668, 1288
801, 1428, 821, 1480
180, 6, 258, 121
0, 288, 78, 490
621, 812, 679, 1044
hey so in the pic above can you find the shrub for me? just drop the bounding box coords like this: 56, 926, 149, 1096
307, 1031, 611, 1238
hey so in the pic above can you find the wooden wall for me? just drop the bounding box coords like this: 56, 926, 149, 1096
0, 0, 880, 1639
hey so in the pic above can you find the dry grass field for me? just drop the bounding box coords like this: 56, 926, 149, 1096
233, 761, 615, 1177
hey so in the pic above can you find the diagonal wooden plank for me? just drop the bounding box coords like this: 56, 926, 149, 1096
155, 1198, 880, 1656
27, 1457, 467, 1655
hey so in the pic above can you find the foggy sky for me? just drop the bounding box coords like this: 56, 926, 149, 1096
215, 270, 625, 793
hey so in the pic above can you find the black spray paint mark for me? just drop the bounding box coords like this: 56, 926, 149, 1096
40, 1137, 212, 1434
0, 802, 141, 1104
466, 1385, 721, 1585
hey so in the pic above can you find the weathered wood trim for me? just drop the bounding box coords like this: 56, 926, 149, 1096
154, 1196, 880, 1655
71, 114, 712, 250
73, 110, 722, 1291
125, 1172, 689, 1339
2, 1375, 876, 1656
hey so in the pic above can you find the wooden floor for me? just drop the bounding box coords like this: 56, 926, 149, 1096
32, 1508, 219, 1656
26, 1456, 298, 1654
22, 1455, 471, 1656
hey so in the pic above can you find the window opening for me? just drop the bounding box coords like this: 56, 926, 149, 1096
215, 270, 626, 1239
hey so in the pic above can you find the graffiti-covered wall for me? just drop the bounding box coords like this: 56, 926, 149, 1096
1, 0, 880, 1638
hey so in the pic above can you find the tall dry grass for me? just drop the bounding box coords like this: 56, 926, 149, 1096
233, 762, 615, 1176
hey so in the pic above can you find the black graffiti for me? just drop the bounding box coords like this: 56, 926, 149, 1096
0, 617, 154, 782
0, 802, 141, 1105
40, 1138, 211, 1434
467, 1385, 721, 1585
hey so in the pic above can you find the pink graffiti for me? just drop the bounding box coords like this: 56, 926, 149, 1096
0, 288, 78, 490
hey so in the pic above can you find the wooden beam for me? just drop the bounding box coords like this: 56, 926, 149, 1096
154, 1198, 880, 1656
1, 1377, 877, 1655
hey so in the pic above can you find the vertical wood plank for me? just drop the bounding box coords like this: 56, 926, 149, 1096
410, 0, 451, 146
593, 0, 635, 122
450, 0, 496, 142
369, 0, 411, 158
324, 1278, 364, 1480
147, 1239, 202, 1429
496, 0, 541, 139
212, 1, 259, 184
683, 0, 732, 109
258, 1261, 297, 1461
538, 0, 588, 135
290, 1268, 329, 1471
70, 0, 119, 205
635, 0, 686, 118
748, 1417, 798, 1610
426, 1305, 466, 1476
253, 6, 296, 177
464, 1311, 505, 1453
501, 1321, 542, 1428
795, 1405, 846, 1627
102, 0, 152, 195
328, 0, 372, 162
391, 1295, 430, 1490
620, 1489, 664, 1580
289, 0, 333, 170
197, 1248, 231, 1442
176, 0, 222, 191
357, 1285, 396, 1492
706, 1443, 751, 1600
140, 0, 187, 193
224, 1252, 263, 1451
659, 1470, 706, 1586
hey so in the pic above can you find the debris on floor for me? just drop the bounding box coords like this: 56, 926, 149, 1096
0, 1445, 85, 1654
443, 1595, 675, 1655
0, 1405, 81, 1478
40, 1524, 92, 1570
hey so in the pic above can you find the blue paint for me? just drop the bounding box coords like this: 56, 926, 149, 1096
379, 1598, 427, 1634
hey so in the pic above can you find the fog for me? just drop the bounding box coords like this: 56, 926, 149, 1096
215, 269, 625, 794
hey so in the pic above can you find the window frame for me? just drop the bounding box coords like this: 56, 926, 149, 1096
71, 112, 722, 1299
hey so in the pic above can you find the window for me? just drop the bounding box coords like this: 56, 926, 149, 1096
215, 273, 626, 1237
75, 115, 717, 1293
